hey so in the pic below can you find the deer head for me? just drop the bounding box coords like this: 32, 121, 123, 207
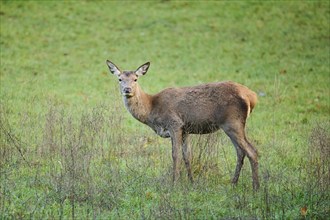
106, 60, 150, 98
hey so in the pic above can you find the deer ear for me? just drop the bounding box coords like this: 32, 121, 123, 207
106, 60, 121, 76
135, 62, 150, 76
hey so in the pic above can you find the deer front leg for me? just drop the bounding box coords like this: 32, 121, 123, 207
170, 129, 183, 184
182, 133, 193, 183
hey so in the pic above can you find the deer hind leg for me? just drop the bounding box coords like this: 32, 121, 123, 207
223, 123, 259, 190
231, 145, 246, 185
182, 133, 193, 183
246, 139, 259, 190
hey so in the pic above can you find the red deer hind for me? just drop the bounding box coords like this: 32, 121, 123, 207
106, 60, 260, 190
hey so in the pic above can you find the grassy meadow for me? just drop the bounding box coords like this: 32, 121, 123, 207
0, 1, 329, 219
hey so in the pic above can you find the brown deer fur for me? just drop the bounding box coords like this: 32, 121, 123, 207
106, 60, 260, 190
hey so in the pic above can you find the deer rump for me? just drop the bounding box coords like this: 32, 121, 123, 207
146, 81, 256, 137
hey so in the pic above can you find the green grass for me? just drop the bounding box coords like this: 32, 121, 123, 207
1, 1, 329, 219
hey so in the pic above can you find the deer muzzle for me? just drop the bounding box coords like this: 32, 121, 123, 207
122, 87, 133, 97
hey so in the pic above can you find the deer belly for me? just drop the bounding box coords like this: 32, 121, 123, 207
183, 122, 220, 134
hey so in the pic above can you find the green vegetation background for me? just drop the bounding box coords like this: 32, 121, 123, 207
0, 1, 329, 219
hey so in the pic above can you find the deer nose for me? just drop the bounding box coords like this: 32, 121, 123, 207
123, 87, 132, 94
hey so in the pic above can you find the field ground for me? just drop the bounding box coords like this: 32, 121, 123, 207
0, 1, 329, 219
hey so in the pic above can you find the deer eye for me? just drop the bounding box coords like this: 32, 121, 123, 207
118, 79, 122, 82
134, 79, 137, 82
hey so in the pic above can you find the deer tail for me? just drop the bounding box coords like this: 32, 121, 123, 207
247, 90, 258, 117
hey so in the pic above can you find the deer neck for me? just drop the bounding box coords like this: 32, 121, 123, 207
123, 84, 152, 124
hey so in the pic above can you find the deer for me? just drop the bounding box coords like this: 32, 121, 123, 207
106, 60, 260, 190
